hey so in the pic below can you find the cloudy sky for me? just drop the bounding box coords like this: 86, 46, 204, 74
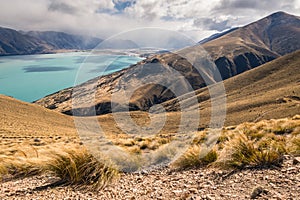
0, 0, 299, 41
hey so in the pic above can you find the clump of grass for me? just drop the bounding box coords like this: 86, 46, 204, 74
123, 139, 135, 147
3, 159, 42, 178
0, 159, 8, 180
223, 134, 285, 168
171, 145, 217, 170
247, 132, 265, 140
287, 136, 300, 155
272, 126, 293, 135
192, 131, 208, 145
128, 145, 141, 154
0, 150, 42, 180
45, 149, 118, 189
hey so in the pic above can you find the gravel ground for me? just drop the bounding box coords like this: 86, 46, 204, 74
1, 155, 299, 200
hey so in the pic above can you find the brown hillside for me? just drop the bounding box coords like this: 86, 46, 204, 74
163, 50, 300, 126
0, 95, 76, 137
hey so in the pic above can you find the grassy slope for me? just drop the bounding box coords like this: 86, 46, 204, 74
0, 95, 118, 188
0, 95, 76, 137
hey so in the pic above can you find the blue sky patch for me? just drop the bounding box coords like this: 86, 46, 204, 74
113, 0, 136, 12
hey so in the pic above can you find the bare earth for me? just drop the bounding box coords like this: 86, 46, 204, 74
1, 155, 299, 200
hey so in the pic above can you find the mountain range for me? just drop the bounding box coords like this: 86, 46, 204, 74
0, 27, 52, 55
0, 28, 103, 55
34, 11, 300, 118
26, 31, 102, 50
0, 28, 142, 56
203, 11, 300, 79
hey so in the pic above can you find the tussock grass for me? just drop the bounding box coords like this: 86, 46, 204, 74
171, 146, 217, 170
221, 134, 285, 168
0, 150, 43, 180
0, 146, 118, 189
45, 149, 118, 189
172, 116, 300, 170
2, 159, 42, 178
114, 134, 173, 153
0, 158, 8, 180
0, 115, 299, 185
287, 136, 300, 155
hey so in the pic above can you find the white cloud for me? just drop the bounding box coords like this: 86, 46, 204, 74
0, 0, 298, 41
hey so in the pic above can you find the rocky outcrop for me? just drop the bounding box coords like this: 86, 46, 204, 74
214, 52, 276, 79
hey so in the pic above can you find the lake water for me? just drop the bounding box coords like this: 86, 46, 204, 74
0, 52, 142, 102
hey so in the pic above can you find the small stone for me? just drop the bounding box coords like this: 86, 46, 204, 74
206, 194, 215, 200
250, 186, 264, 199
292, 157, 300, 165
172, 190, 183, 194
287, 167, 296, 171
189, 188, 198, 193
33, 138, 41, 142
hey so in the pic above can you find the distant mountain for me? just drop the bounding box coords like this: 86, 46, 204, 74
35, 11, 300, 116
0, 27, 52, 55
198, 27, 238, 44
202, 11, 300, 79
0, 27, 103, 56
26, 31, 102, 50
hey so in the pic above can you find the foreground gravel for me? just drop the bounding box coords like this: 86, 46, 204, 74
1, 155, 299, 200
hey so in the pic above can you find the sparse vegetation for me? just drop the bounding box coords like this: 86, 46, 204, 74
0, 155, 43, 180
172, 116, 300, 170
45, 149, 118, 189
0, 115, 299, 189
287, 136, 300, 155
222, 134, 285, 168
0, 145, 118, 189
171, 146, 217, 169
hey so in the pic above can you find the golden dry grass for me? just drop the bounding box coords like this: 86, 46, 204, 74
171, 115, 300, 170
0, 95, 77, 137
0, 94, 299, 187
0, 142, 118, 188
0, 95, 118, 187
97, 111, 179, 153
45, 149, 118, 189
171, 145, 217, 169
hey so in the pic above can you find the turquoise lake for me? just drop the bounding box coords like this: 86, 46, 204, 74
0, 52, 142, 102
